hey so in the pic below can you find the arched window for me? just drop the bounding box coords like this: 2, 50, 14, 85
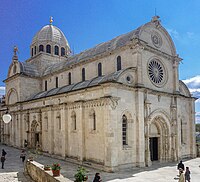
45, 80, 47, 91
71, 112, 76, 130
181, 119, 183, 144
34, 46, 37, 55
122, 115, 127, 145
61, 47, 65, 56
117, 56, 122, 71
68, 72, 71, 85
93, 112, 96, 130
55, 45, 59, 55
98, 63, 102, 77
44, 114, 48, 131
13, 64, 17, 74
31, 48, 34, 57
46, 45, 51, 53
82, 68, 85, 81
39, 45, 44, 52
56, 113, 61, 130
56, 77, 58, 88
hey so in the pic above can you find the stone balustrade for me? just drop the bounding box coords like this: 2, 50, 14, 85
25, 160, 73, 182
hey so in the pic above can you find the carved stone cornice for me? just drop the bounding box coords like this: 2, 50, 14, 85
28, 109, 41, 114
144, 44, 174, 61
51, 105, 64, 111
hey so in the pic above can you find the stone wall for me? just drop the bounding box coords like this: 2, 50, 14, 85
26, 160, 72, 182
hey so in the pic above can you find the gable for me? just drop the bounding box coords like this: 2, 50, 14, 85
137, 17, 176, 56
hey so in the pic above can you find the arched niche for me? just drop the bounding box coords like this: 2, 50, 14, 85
6, 88, 19, 105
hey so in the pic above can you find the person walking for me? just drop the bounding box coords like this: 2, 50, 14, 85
178, 168, 185, 182
24, 140, 28, 148
177, 160, 185, 171
1, 155, 5, 169
185, 166, 191, 182
20, 150, 26, 163
177, 160, 185, 176
93, 172, 102, 182
2, 149, 7, 157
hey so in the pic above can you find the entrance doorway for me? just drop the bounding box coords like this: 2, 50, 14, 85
35, 133, 39, 147
150, 137, 158, 161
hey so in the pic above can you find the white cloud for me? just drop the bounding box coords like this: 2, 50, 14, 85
182, 76, 200, 123
167, 28, 195, 45
182, 75, 200, 99
167, 28, 180, 39
196, 112, 200, 123
182, 75, 200, 89
187, 32, 194, 39
0, 86, 5, 96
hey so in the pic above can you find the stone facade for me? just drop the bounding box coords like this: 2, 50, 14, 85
0, 16, 196, 171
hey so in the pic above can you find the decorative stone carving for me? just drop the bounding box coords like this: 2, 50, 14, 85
151, 31, 162, 48
148, 58, 166, 87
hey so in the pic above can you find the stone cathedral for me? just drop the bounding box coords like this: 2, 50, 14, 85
0, 16, 196, 171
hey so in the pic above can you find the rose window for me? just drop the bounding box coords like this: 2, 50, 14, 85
148, 59, 165, 86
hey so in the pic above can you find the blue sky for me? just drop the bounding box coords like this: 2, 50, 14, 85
0, 0, 200, 122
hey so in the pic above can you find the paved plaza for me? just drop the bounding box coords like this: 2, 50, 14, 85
0, 144, 200, 181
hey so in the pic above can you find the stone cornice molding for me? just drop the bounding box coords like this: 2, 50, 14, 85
28, 109, 41, 114
51, 105, 64, 111
83, 96, 120, 110
144, 44, 174, 61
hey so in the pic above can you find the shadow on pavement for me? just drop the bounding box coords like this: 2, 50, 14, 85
17, 171, 34, 182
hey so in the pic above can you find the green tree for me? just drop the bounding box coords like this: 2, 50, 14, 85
196, 124, 200, 132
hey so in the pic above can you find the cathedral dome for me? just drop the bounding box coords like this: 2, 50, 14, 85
32, 25, 69, 47
30, 19, 70, 58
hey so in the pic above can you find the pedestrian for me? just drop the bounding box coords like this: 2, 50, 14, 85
93, 172, 102, 182
2, 149, 7, 157
1, 155, 5, 169
185, 166, 191, 182
20, 150, 26, 163
177, 160, 185, 171
178, 168, 185, 182
24, 140, 28, 148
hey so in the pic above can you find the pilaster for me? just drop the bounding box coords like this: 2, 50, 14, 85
132, 42, 144, 87
173, 55, 182, 93
135, 89, 145, 167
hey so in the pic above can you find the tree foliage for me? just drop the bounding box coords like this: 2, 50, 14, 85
196, 124, 200, 132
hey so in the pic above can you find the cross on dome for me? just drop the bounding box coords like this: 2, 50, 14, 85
50, 16, 53, 25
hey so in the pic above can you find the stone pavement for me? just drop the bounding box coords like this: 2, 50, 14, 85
0, 144, 200, 182
0, 144, 34, 182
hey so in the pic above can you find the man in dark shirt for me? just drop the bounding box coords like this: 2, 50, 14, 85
177, 160, 185, 170
2, 149, 7, 157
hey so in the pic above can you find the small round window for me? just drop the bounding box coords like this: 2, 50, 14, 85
148, 59, 166, 87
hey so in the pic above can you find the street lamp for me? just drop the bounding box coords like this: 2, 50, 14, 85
2, 108, 11, 124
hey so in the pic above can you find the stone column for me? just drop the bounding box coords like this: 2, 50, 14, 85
26, 112, 30, 148
144, 97, 151, 166
38, 111, 42, 150
170, 98, 178, 161
18, 112, 23, 147
103, 98, 119, 172
12, 113, 16, 146
80, 102, 86, 162
48, 108, 54, 154
61, 104, 67, 158
66, 106, 70, 158
189, 99, 196, 157
135, 89, 145, 167
173, 56, 181, 93
132, 43, 144, 87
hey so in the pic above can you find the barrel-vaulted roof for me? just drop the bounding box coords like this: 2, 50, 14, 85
43, 28, 140, 76
27, 68, 128, 101
19, 62, 40, 77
